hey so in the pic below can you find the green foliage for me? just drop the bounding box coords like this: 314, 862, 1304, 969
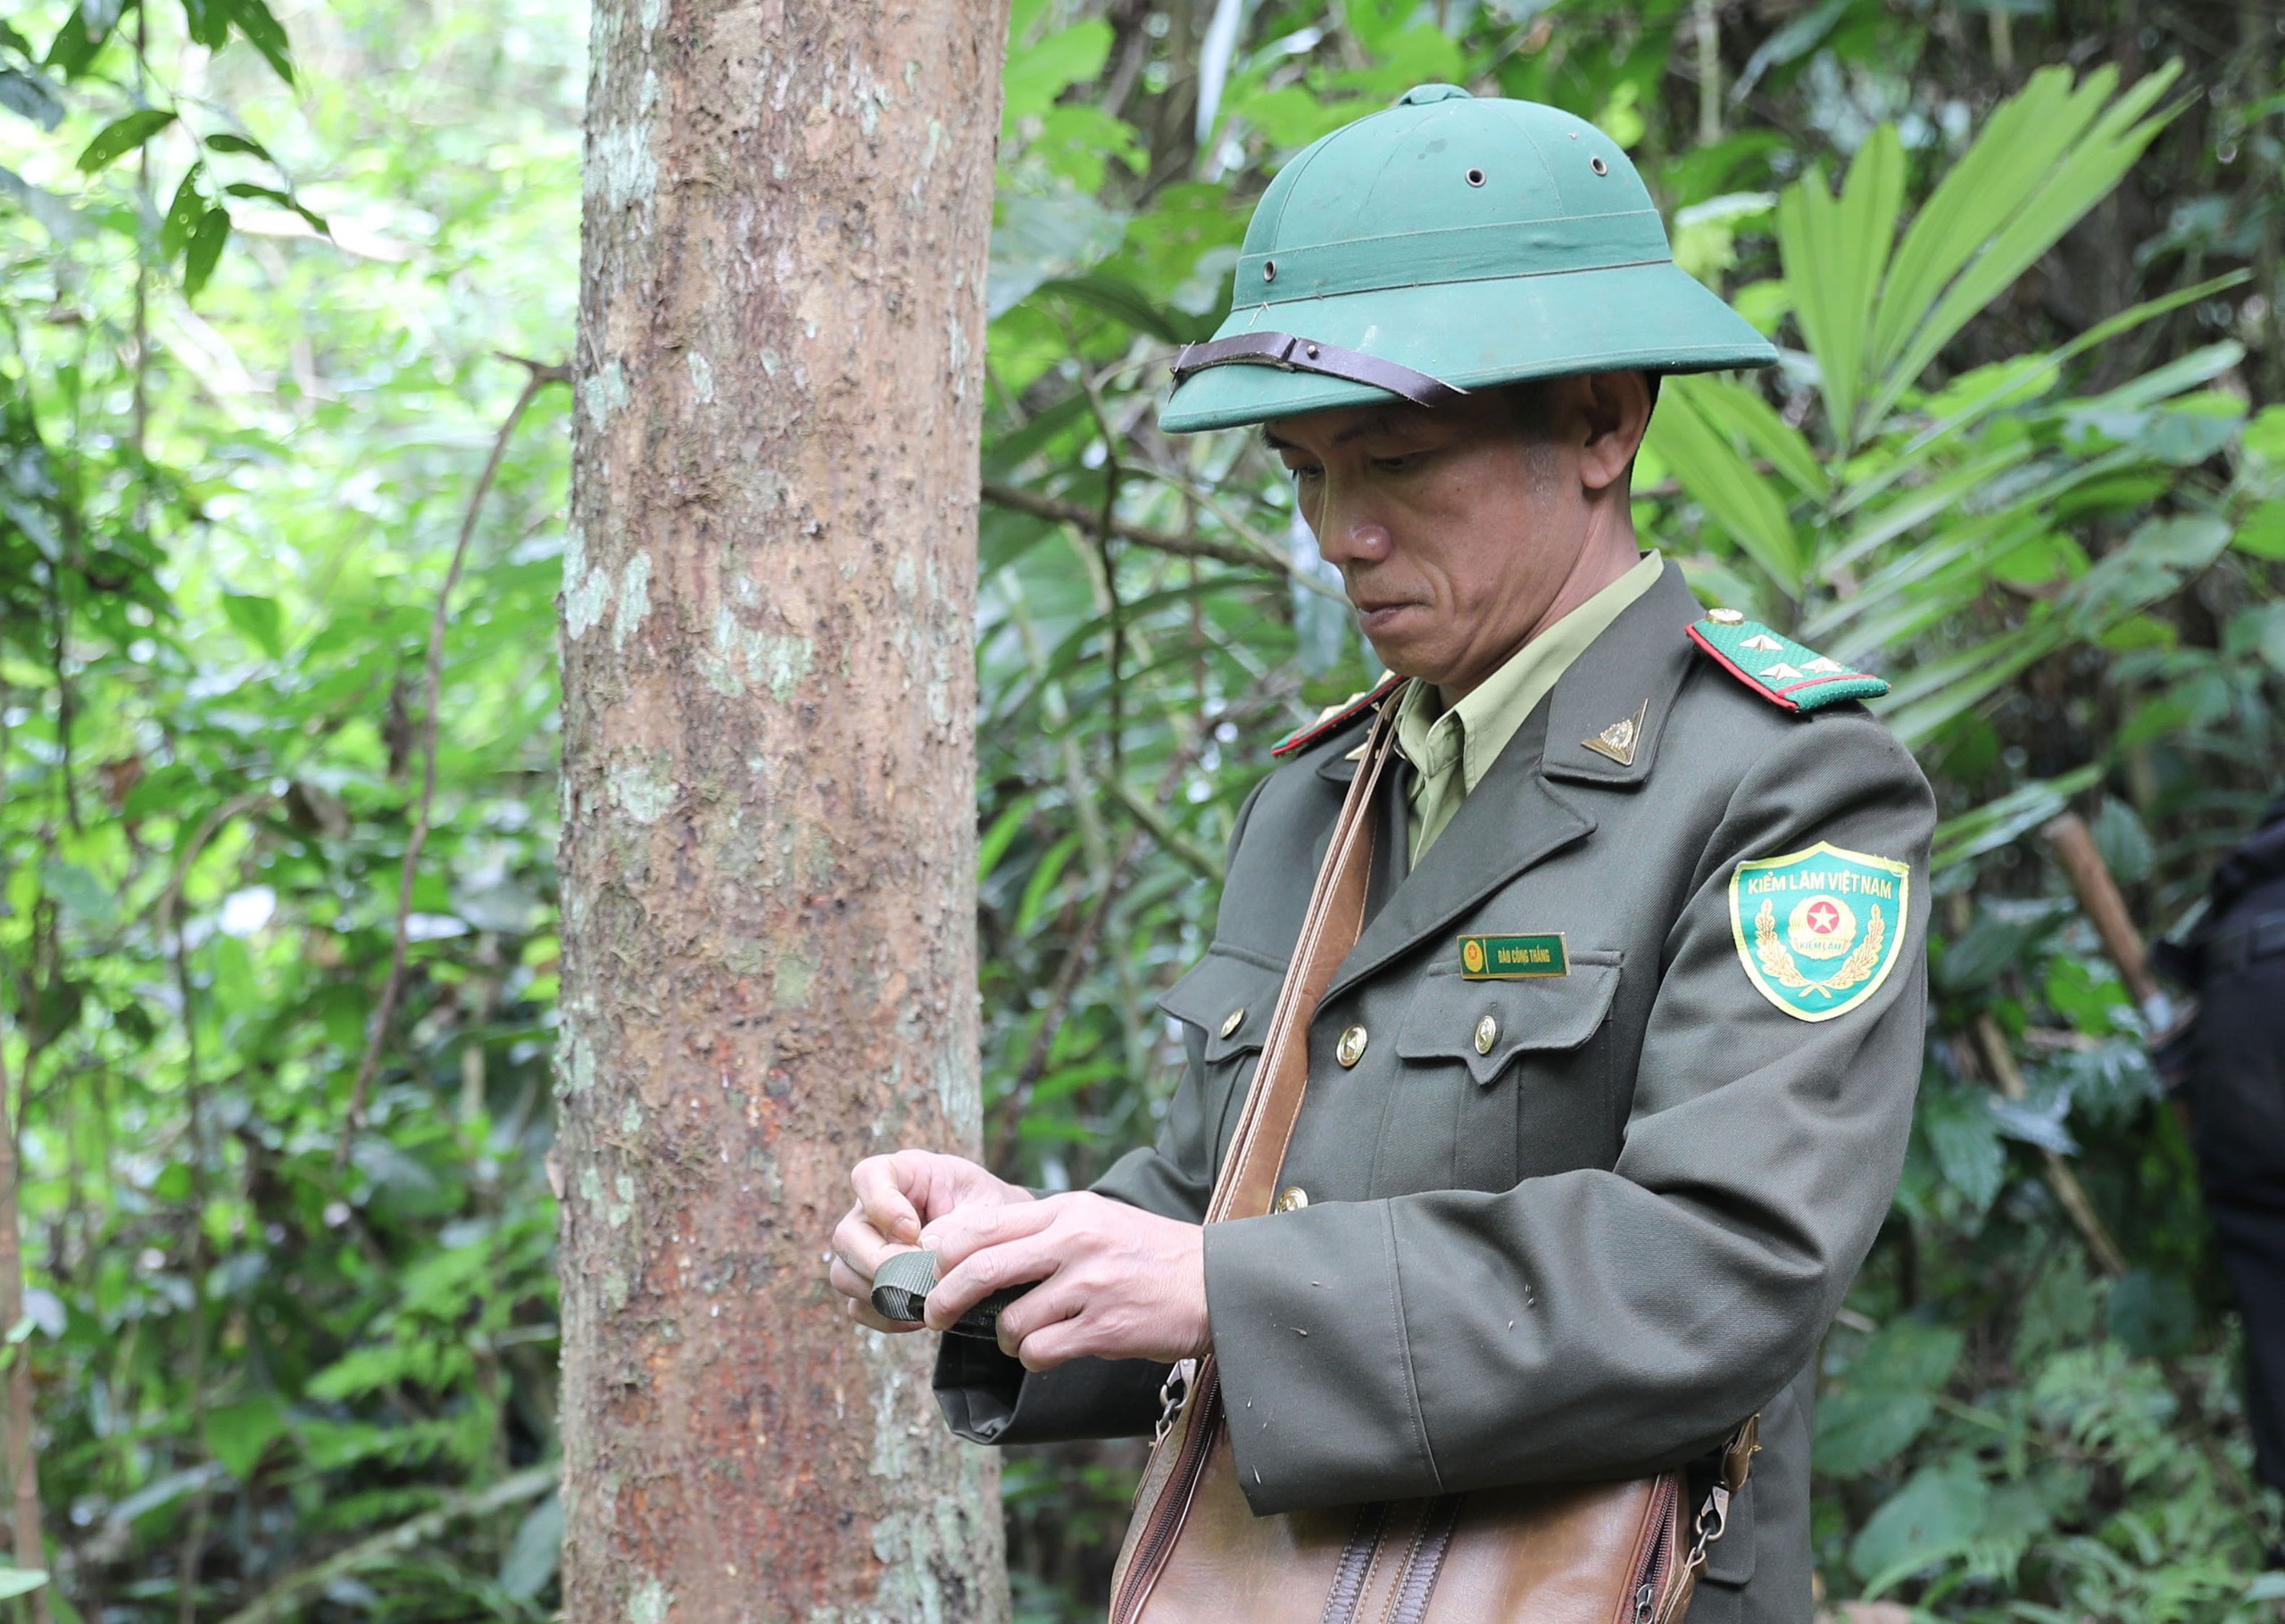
4, 0, 2283, 1621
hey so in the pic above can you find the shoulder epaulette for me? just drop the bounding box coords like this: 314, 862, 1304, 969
1270, 673, 1406, 757
1685, 609, 1888, 713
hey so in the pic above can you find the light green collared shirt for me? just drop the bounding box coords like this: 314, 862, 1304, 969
1392, 551, 1664, 867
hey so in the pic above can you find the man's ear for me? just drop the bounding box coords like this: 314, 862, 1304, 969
1576, 370, 1652, 494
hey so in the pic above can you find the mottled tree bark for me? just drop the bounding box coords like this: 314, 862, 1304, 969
559, 0, 1009, 1618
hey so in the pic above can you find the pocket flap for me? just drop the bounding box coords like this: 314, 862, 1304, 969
1395, 953, 1622, 1085
1157, 948, 1292, 1063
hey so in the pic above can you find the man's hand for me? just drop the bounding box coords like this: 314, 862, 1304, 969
923, 1192, 1210, 1371
828, 1150, 1033, 1332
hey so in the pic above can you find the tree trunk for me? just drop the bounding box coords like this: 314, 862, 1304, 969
557, 0, 1010, 1616
0, 1036, 50, 1624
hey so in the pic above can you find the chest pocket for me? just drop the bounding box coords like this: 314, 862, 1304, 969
1156, 946, 1292, 1168
1394, 950, 1623, 1184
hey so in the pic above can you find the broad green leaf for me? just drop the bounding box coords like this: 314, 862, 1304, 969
183, 204, 232, 297
1837, 273, 2248, 517
1869, 67, 2095, 377
2106, 1270, 2194, 1358
1001, 20, 1111, 131
1865, 64, 2181, 430
1029, 273, 1206, 345
43, 4, 120, 78
222, 0, 295, 84
0, 1568, 46, 1601
2233, 498, 2285, 559
203, 130, 272, 160
162, 162, 206, 259
500, 1492, 562, 1601
0, 65, 64, 128
1776, 123, 1903, 447
1815, 1320, 1966, 1477
207, 1394, 287, 1479
1849, 1454, 1989, 1588
1668, 375, 1824, 498
181, 0, 230, 46
221, 591, 283, 655
2243, 403, 2285, 466
76, 108, 177, 173
1931, 767, 2102, 871
1644, 383, 1802, 592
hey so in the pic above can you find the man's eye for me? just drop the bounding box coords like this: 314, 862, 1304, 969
1370, 455, 1417, 473
1286, 464, 1324, 482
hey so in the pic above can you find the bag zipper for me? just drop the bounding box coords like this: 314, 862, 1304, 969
1630, 1473, 1680, 1624
1109, 1363, 1222, 1624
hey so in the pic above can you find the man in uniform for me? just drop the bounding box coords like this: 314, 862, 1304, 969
829, 86, 1933, 1623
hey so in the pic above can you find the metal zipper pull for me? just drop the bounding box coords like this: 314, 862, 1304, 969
1151, 1357, 1198, 1448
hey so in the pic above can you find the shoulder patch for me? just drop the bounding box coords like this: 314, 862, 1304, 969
1686, 612, 1888, 713
1270, 673, 1406, 758
1728, 841, 1911, 1022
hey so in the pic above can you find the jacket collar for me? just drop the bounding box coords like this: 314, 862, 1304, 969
1320, 559, 1702, 1000
1538, 559, 1700, 788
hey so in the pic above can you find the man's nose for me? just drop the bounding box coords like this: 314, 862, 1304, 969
1310, 488, 1393, 567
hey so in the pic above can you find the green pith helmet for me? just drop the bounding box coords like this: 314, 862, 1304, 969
1159, 84, 1777, 435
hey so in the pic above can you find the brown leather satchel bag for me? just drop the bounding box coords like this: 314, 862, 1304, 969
1107, 697, 1757, 1624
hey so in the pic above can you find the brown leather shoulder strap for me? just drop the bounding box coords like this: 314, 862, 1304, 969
1207, 698, 1403, 1223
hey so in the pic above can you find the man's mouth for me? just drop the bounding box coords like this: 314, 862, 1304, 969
1352, 600, 1420, 629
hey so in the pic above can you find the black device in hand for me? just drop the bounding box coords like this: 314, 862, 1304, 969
869, 1248, 1032, 1339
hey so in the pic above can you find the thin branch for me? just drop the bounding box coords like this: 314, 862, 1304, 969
149, 790, 277, 937
1096, 774, 1221, 882
212, 1463, 556, 1624
981, 479, 1292, 575
170, 913, 210, 1624
1969, 1015, 2127, 1276
337, 357, 569, 1165
1080, 373, 1128, 780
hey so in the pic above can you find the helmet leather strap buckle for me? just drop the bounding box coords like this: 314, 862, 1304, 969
1168, 332, 1467, 410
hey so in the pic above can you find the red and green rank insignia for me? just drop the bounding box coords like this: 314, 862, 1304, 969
1687, 609, 1887, 712
1727, 842, 1910, 1022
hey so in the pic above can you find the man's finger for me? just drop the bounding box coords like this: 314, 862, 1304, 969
844, 1296, 919, 1334
927, 1233, 1062, 1330
849, 1155, 925, 1245
828, 1255, 912, 1318
926, 1193, 1061, 1270
830, 1204, 910, 1281
1007, 1305, 1089, 1371
991, 1272, 1084, 1355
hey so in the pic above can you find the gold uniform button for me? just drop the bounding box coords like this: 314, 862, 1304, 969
1475, 1015, 1499, 1055
1275, 1186, 1309, 1213
1336, 1024, 1368, 1067
1708, 608, 1746, 625
1219, 1007, 1246, 1040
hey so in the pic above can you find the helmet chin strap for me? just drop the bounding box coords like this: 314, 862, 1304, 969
1170, 332, 1467, 410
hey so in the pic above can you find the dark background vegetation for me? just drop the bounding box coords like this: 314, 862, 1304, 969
1, 0, 2281, 1619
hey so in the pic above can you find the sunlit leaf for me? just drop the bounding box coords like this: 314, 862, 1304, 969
76, 107, 177, 173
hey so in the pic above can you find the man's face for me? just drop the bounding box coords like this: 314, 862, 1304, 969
1263, 380, 1612, 694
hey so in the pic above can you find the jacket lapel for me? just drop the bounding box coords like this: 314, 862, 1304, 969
1541, 560, 1699, 787
1320, 560, 1702, 1001
1326, 705, 1593, 1002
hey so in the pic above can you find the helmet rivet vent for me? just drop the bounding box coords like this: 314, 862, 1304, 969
1466, 167, 1485, 186
1263, 259, 1277, 283
1590, 155, 1608, 176
1306, 344, 1319, 358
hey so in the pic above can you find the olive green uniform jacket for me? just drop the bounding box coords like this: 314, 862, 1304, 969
936, 563, 1934, 1624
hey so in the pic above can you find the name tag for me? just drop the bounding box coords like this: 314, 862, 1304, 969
1458, 933, 1568, 979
